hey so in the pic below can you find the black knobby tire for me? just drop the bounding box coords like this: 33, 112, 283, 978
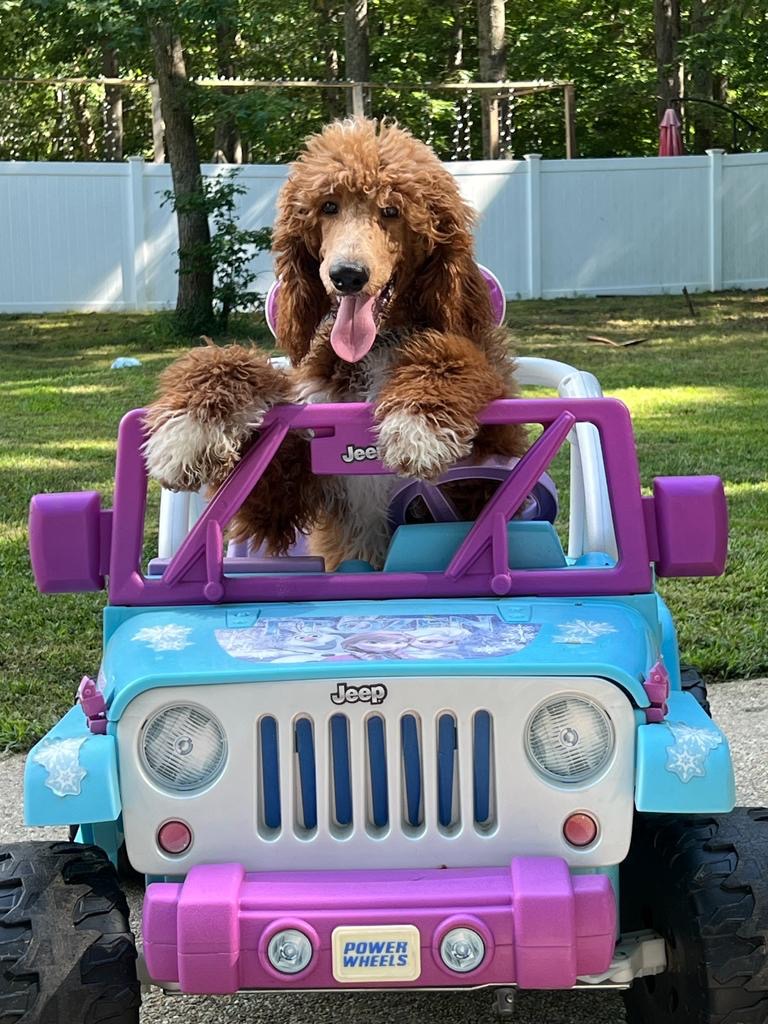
621, 808, 768, 1024
681, 664, 712, 717
0, 842, 140, 1024
66, 827, 143, 887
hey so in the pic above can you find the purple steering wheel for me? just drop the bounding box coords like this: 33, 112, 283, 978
387, 456, 559, 528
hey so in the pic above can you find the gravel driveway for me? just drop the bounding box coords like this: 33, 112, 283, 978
2, 679, 765, 1024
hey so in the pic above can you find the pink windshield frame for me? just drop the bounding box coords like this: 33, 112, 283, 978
105, 398, 655, 606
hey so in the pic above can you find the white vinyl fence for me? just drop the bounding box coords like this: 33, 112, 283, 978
0, 149, 767, 313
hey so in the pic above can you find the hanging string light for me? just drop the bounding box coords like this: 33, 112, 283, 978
451, 89, 474, 160
424, 92, 436, 149
461, 88, 473, 159
450, 93, 463, 160
501, 87, 516, 158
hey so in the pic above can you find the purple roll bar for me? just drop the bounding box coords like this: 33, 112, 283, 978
103, 398, 658, 605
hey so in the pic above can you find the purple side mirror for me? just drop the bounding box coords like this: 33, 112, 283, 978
29, 491, 110, 593
645, 476, 728, 577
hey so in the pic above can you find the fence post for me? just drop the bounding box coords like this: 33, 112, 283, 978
350, 83, 365, 117
525, 154, 543, 299
126, 156, 147, 310
707, 148, 725, 292
563, 85, 577, 159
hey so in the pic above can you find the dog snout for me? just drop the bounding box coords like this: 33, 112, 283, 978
329, 261, 370, 294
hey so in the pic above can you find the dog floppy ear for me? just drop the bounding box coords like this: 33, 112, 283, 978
407, 183, 495, 342
411, 241, 494, 341
272, 180, 330, 365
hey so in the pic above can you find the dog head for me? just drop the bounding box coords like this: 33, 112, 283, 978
272, 117, 494, 365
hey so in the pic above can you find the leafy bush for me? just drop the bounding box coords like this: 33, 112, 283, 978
162, 170, 272, 334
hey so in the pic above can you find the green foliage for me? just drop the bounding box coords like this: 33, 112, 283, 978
162, 170, 272, 333
1, 1, 767, 160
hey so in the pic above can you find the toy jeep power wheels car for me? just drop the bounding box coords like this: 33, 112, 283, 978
11, 357, 767, 1023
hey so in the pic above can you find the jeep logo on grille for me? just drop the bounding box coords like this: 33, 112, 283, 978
330, 682, 388, 705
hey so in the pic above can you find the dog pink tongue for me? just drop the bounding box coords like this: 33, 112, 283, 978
330, 294, 377, 362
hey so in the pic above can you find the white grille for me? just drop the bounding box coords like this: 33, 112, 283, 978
117, 675, 636, 874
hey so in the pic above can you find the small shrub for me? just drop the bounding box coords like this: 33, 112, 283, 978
162, 170, 272, 335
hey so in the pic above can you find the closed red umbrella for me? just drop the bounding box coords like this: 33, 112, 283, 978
659, 107, 684, 156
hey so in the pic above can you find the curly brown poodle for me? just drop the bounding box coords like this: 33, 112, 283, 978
143, 117, 527, 570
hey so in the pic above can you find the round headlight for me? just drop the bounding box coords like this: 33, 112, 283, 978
526, 695, 613, 783
141, 704, 227, 793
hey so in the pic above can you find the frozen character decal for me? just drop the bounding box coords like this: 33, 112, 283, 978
215, 615, 541, 664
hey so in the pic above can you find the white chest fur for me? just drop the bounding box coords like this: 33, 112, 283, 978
297, 343, 399, 566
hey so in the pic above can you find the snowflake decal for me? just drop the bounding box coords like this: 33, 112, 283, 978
664, 721, 723, 783
553, 620, 618, 645
132, 624, 193, 652
471, 625, 539, 655
32, 737, 88, 797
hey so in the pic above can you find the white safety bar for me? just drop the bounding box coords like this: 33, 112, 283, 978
157, 356, 616, 561
514, 357, 616, 559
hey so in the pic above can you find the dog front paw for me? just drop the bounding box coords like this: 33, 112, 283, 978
376, 410, 473, 479
142, 343, 290, 490
143, 402, 269, 491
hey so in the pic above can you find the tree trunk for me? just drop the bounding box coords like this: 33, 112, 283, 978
477, 0, 507, 159
688, 0, 717, 151
102, 45, 123, 162
150, 20, 213, 333
344, 0, 369, 115
150, 81, 165, 163
53, 87, 69, 159
316, 0, 344, 121
654, 0, 681, 122
450, 0, 466, 71
212, 8, 242, 164
70, 89, 95, 160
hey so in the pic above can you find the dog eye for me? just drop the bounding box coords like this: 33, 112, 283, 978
321, 200, 339, 215
381, 206, 400, 219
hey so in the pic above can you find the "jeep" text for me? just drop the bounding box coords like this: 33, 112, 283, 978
330, 682, 388, 705
341, 444, 379, 463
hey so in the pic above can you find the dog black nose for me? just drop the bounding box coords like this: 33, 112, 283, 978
330, 262, 370, 294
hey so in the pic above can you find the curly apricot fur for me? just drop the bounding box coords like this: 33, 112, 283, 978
144, 118, 528, 567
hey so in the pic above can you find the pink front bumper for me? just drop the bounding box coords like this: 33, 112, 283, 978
143, 857, 616, 993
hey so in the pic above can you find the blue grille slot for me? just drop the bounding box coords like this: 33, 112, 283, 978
437, 713, 457, 827
294, 717, 317, 830
330, 714, 352, 826
401, 714, 422, 826
259, 716, 280, 830
367, 716, 388, 827
473, 710, 492, 824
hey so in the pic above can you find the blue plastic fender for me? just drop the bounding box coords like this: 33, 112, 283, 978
24, 704, 121, 827
635, 691, 735, 813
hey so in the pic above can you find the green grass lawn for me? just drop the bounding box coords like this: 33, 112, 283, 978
1, 294, 766, 750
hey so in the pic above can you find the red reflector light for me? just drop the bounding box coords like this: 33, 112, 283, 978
563, 812, 598, 847
157, 820, 192, 855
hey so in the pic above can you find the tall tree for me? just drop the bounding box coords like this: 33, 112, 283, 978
476, 0, 506, 158
212, 4, 242, 163
654, 0, 681, 121
315, 0, 344, 121
450, 0, 468, 72
687, 0, 720, 151
102, 44, 123, 161
70, 88, 95, 159
344, 0, 369, 115
150, 17, 213, 332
